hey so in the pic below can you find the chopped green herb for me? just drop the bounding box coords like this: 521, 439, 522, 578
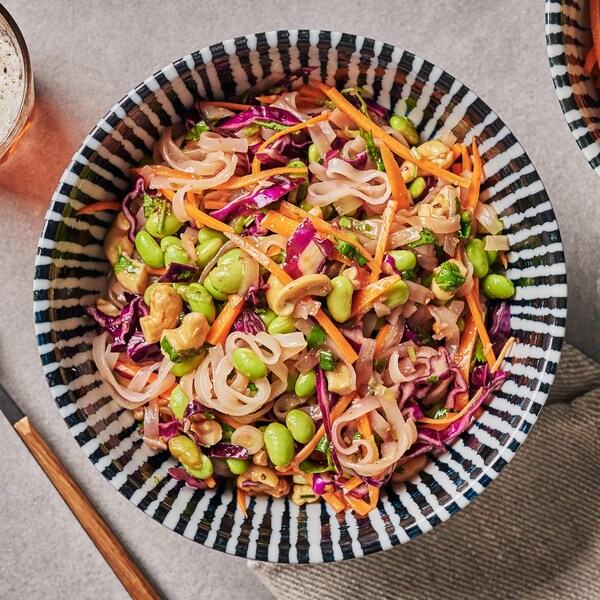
306, 324, 327, 349
319, 98, 337, 110
142, 193, 162, 218
160, 337, 201, 363
247, 382, 258, 393
353, 431, 363, 440
407, 346, 417, 361
341, 86, 370, 116
316, 435, 330, 454
253, 120, 290, 132
434, 260, 467, 292
114, 246, 141, 275
474, 338, 487, 364
459, 210, 473, 239
338, 216, 353, 229
421, 273, 433, 287
409, 227, 439, 248
336, 239, 367, 265
415, 326, 435, 347
361, 129, 385, 171
426, 375, 440, 383
319, 349, 338, 372
185, 120, 211, 141
299, 459, 335, 474
426, 402, 448, 419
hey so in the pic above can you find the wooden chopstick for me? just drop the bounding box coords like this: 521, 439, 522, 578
13, 416, 161, 600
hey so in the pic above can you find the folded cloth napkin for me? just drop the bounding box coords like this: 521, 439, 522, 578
250, 343, 600, 600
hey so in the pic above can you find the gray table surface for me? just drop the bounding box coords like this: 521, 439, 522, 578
0, 1, 595, 598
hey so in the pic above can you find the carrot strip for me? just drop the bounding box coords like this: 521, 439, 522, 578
464, 138, 483, 212
255, 94, 279, 104
345, 494, 372, 517
374, 323, 390, 355
451, 143, 462, 161
322, 492, 347, 513
205, 476, 217, 489
205, 295, 245, 346
261, 210, 298, 237
380, 143, 410, 209
453, 313, 478, 411
311, 81, 470, 188
368, 485, 380, 510
499, 251, 508, 270
237, 489, 248, 518
590, 0, 600, 70
461, 144, 472, 172
215, 413, 246, 430
314, 310, 359, 363
199, 101, 251, 112
114, 362, 175, 399
351, 275, 400, 318
161, 189, 175, 201
464, 287, 496, 368
76, 201, 121, 215
343, 477, 363, 492
185, 203, 234, 234
357, 414, 373, 439
203, 199, 228, 210
251, 113, 330, 173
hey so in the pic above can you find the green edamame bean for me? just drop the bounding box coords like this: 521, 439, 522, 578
221, 423, 235, 441
204, 277, 229, 301
268, 315, 297, 335
258, 308, 277, 328
308, 143, 321, 164
169, 385, 189, 420
457, 316, 466, 334
208, 261, 244, 294
287, 160, 309, 200
218, 248, 245, 265
195, 238, 223, 268
389, 115, 419, 145
168, 435, 204, 470
481, 274, 515, 299
170, 353, 204, 377
144, 282, 158, 305
146, 209, 183, 238
287, 159, 306, 170
135, 231, 165, 268
326, 275, 354, 323
384, 280, 410, 308
184, 455, 214, 480
286, 371, 299, 393
164, 244, 191, 267
186, 283, 216, 323
160, 236, 183, 251
226, 458, 249, 475
465, 238, 489, 279
408, 177, 426, 199
231, 216, 245, 235
263, 423, 295, 467
197, 227, 227, 245
388, 250, 417, 272
487, 249, 498, 265
232, 348, 268, 380
295, 370, 316, 398
286, 409, 316, 444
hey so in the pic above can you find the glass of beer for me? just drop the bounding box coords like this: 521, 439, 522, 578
0, 5, 34, 163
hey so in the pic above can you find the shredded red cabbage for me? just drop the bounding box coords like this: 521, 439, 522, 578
125, 330, 161, 363
209, 443, 249, 459
232, 309, 266, 335
315, 366, 342, 474
183, 400, 212, 421
244, 276, 270, 306
158, 420, 180, 440
488, 300, 511, 355
157, 262, 199, 284
323, 149, 368, 170
121, 176, 145, 243
218, 106, 301, 130
240, 213, 268, 237
283, 218, 334, 278
168, 467, 210, 489
312, 472, 333, 495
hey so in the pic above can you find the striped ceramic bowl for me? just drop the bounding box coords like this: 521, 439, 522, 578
546, 0, 600, 174
34, 30, 567, 563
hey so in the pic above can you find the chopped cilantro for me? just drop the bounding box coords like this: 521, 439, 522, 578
407, 346, 417, 361
353, 432, 363, 440
336, 239, 367, 265
426, 375, 440, 383
459, 210, 472, 239
338, 216, 353, 229
253, 120, 289, 132
160, 337, 201, 363
113, 246, 140, 275
361, 129, 385, 171
319, 349, 338, 372
409, 227, 439, 248
185, 120, 211, 141
427, 402, 448, 419
434, 260, 466, 292
415, 326, 435, 347
316, 435, 330, 454
306, 324, 326, 349
247, 382, 258, 393
474, 338, 487, 364
142, 193, 161, 218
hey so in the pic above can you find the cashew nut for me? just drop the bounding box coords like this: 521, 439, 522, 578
189, 418, 222, 446
252, 449, 268, 466
161, 312, 209, 359
342, 267, 361, 290
267, 274, 333, 317
291, 484, 319, 506
416, 140, 453, 169
431, 259, 468, 302
104, 212, 134, 265
140, 284, 182, 344
417, 185, 460, 218
236, 465, 291, 498
114, 255, 148, 295
325, 361, 356, 395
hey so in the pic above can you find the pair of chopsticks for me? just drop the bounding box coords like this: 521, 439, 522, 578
0, 382, 162, 599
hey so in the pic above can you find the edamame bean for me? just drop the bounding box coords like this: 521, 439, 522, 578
257, 308, 277, 328
481, 274, 515, 299
218, 248, 245, 265
195, 238, 223, 268
204, 277, 229, 301
226, 458, 249, 475
295, 370, 316, 398
408, 176, 426, 199
143, 282, 158, 305
308, 143, 320, 164
170, 353, 204, 377
169, 384, 189, 419
146, 209, 183, 238
221, 423, 235, 441
388, 250, 417, 272
164, 244, 190, 267
389, 115, 419, 145
183, 455, 214, 480
197, 227, 227, 245
384, 280, 409, 308
326, 275, 354, 323
287, 160, 309, 200
168, 435, 204, 470
208, 261, 244, 294
135, 231, 164, 268
286, 371, 299, 393
286, 409, 316, 444
186, 283, 216, 323
264, 423, 295, 467
487, 249, 498, 265
457, 316, 466, 334
268, 315, 297, 335
160, 236, 183, 251
287, 159, 306, 170
465, 238, 489, 279
232, 348, 268, 380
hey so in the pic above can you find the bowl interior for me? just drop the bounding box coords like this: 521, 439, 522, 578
546, 0, 600, 174
34, 30, 567, 563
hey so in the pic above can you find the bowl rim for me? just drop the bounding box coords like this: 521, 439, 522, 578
33, 28, 567, 561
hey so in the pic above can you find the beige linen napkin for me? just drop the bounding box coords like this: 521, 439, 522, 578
250, 343, 600, 600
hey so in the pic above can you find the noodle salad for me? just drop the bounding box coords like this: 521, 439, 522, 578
81, 73, 516, 517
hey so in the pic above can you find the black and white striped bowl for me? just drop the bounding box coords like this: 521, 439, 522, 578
546, 0, 600, 173
34, 30, 567, 563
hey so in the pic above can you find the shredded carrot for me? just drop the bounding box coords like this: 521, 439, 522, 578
420, 387, 485, 428
451, 143, 462, 161
314, 309, 359, 363
499, 251, 508, 270
351, 275, 400, 318
261, 210, 298, 237
161, 189, 175, 201
357, 414, 373, 440
343, 477, 364, 492
203, 199, 228, 210
215, 413, 246, 430
205, 295, 245, 346
199, 101, 251, 112
368, 485, 380, 510
76, 201, 121, 215
464, 138, 483, 212
237, 488, 248, 518
374, 323, 390, 355
453, 313, 478, 410
464, 286, 496, 368
590, 0, 600, 71
461, 144, 472, 172
185, 202, 234, 234
114, 362, 176, 399
205, 476, 217, 489
311, 81, 470, 188
221, 166, 309, 189
345, 494, 372, 517
255, 94, 279, 104
380, 143, 410, 209
251, 113, 330, 173
147, 266, 167, 275
322, 492, 347, 513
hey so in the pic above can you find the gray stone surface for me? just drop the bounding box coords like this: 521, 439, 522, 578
0, 0, 594, 598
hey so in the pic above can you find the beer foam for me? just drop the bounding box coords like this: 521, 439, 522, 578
0, 27, 25, 140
